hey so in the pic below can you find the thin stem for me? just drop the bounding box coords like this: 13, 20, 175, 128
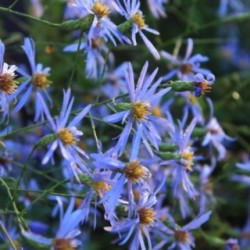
67, 29, 86, 87
21, 179, 70, 216
8, 0, 19, 9
0, 179, 27, 231
0, 7, 60, 28
0, 221, 18, 250
13, 145, 38, 202
89, 111, 101, 152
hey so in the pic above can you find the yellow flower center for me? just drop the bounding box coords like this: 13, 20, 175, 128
92, 2, 110, 18
0, 73, 17, 94
151, 106, 162, 117
138, 207, 155, 225
182, 150, 194, 171
131, 102, 149, 121
93, 180, 110, 193
54, 239, 76, 250
32, 73, 51, 89
174, 230, 189, 243
91, 38, 104, 49
58, 129, 77, 145
131, 13, 145, 29
124, 161, 150, 182
180, 63, 193, 74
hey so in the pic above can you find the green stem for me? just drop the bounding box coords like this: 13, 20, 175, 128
161, 80, 195, 92
0, 179, 27, 231
0, 7, 60, 28
21, 179, 70, 216
0, 221, 18, 250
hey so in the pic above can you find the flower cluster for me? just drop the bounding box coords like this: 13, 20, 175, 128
0, 0, 247, 249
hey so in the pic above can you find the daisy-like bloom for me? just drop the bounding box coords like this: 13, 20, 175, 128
104, 61, 170, 156
202, 102, 234, 160
64, 33, 112, 79
22, 198, 85, 249
160, 38, 212, 81
105, 190, 158, 250
196, 161, 216, 213
161, 111, 198, 199
91, 141, 152, 221
147, 0, 168, 19
12, 37, 52, 122
73, 0, 130, 46
193, 73, 215, 97
0, 40, 18, 121
154, 210, 212, 250
114, 0, 160, 59
38, 88, 91, 179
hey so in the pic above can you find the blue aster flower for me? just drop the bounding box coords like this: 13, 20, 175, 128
202, 116, 234, 160
161, 111, 198, 199
12, 37, 52, 122
196, 162, 216, 214
114, 0, 160, 59
147, 0, 168, 19
64, 34, 112, 79
22, 198, 85, 249
154, 211, 212, 250
104, 61, 171, 156
73, 0, 130, 46
160, 38, 212, 81
0, 40, 18, 121
91, 142, 152, 221
105, 190, 159, 250
193, 73, 215, 97
38, 88, 91, 179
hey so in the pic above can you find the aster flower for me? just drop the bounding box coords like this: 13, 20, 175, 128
64, 33, 112, 79
160, 38, 212, 81
104, 61, 170, 156
91, 141, 152, 221
196, 161, 216, 213
73, 0, 130, 46
38, 88, 91, 179
147, 0, 168, 19
0, 40, 18, 121
154, 210, 212, 249
12, 37, 52, 122
202, 115, 234, 160
193, 73, 215, 97
22, 198, 85, 249
105, 190, 159, 250
160, 111, 198, 199
114, 0, 160, 59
